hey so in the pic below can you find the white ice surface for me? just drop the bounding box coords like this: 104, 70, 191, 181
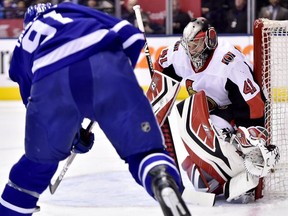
0, 101, 288, 216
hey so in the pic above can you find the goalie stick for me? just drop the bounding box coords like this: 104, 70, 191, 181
133, 5, 216, 207
133, 4, 182, 178
49, 121, 95, 194
133, 5, 154, 77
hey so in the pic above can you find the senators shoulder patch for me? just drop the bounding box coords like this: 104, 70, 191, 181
173, 40, 181, 51
221, 51, 235, 65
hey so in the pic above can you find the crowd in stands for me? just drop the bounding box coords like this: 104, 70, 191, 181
0, 0, 288, 34
0, 0, 27, 18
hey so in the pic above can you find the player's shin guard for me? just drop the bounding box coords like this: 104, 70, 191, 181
0, 155, 58, 215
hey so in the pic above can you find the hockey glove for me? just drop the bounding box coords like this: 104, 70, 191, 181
71, 127, 95, 154
234, 126, 280, 177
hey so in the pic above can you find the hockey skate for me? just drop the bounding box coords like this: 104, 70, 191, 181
150, 165, 191, 216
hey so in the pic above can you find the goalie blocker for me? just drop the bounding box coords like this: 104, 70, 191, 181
176, 91, 280, 203
146, 70, 180, 127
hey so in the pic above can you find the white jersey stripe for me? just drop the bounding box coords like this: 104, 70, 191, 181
0, 197, 38, 214
123, 33, 144, 49
32, 29, 109, 73
111, 19, 131, 32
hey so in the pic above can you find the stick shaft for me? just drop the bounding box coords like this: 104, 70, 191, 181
49, 121, 95, 194
49, 152, 76, 194
133, 5, 145, 32
133, 5, 154, 76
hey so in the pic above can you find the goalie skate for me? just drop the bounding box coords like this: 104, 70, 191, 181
150, 165, 191, 216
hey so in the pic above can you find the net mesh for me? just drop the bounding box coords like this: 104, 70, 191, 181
259, 19, 288, 197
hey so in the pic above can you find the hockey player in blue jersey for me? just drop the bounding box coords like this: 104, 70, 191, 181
0, 3, 191, 216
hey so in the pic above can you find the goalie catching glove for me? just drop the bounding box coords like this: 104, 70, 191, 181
224, 126, 280, 203
71, 127, 95, 154
233, 126, 280, 177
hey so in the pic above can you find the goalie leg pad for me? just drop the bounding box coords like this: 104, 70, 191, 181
176, 91, 244, 184
224, 170, 259, 202
182, 156, 222, 194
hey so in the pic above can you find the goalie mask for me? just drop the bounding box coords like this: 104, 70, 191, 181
24, 3, 53, 27
181, 17, 218, 70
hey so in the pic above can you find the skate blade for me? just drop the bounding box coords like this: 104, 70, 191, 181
161, 187, 191, 216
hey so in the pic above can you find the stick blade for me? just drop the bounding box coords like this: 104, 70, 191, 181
182, 188, 216, 207
49, 181, 60, 194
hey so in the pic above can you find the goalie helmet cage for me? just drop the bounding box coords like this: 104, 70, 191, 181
254, 18, 288, 199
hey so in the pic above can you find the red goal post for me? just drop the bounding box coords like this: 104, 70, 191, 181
254, 18, 288, 199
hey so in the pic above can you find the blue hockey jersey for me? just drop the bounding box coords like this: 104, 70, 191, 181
9, 2, 145, 105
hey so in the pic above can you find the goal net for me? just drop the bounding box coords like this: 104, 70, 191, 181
254, 18, 288, 198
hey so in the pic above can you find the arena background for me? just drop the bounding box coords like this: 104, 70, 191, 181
0, 35, 253, 101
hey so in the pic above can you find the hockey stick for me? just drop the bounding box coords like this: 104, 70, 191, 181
133, 5, 216, 207
133, 5, 154, 77
133, 4, 182, 174
49, 121, 95, 194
